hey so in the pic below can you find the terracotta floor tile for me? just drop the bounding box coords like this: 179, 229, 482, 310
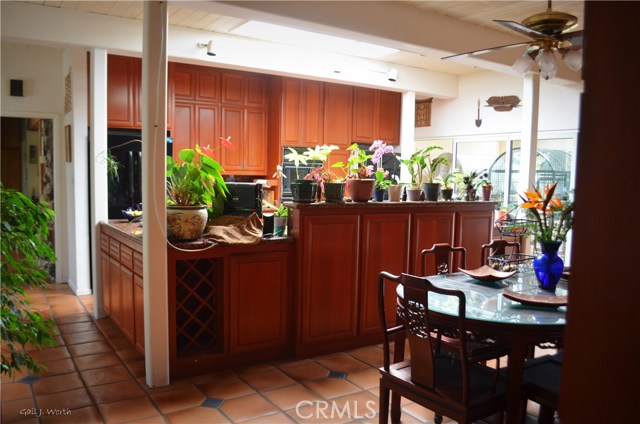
1, 397, 36, 423
219, 393, 279, 422
345, 367, 380, 390
32, 372, 84, 395
261, 383, 323, 410
1, 383, 32, 401
88, 378, 145, 404
36, 387, 93, 412
67, 340, 113, 357
240, 412, 295, 424
108, 337, 134, 351
278, 359, 330, 382
73, 352, 121, 371
141, 378, 194, 394
126, 360, 146, 378
62, 330, 105, 346
55, 313, 92, 325
81, 364, 132, 387
313, 352, 369, 373
149, 385, 206, 414
401, 402, 451, 423
41, 358, 77, 377
116, 347, 144, 363
58, 322, 98, 335
165, 406, 231, 424
347, 346, 384, 368
100, 325, 125, 339
197, 376, 256, 399
330, 390, 379, 421
39, 406, 102, 424
126, 416, 168, 424
190, 370, 235, 386
98, 396, 159, 423
286, 401, 353, 424
28, 346, 71, 362
303, 378, 361, 399
240, 368, 296, 391
51, 305, 87, 317
235, 363, 277, 376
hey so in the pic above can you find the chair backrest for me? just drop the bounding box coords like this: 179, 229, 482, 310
421, 243, 467, 275
480, 239, 521, 265
378, 271, 472, 404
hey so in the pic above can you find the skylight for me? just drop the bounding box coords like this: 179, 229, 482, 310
230, 21, 398, 58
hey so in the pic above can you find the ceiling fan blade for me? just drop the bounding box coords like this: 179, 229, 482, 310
494, 19, 558, 42
560, 29, 583, 46
442, 41, 531, 60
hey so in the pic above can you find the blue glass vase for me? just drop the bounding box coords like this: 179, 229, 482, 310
533, 241, 564, 291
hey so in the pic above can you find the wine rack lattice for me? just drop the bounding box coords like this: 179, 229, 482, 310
175, 258, 222, 356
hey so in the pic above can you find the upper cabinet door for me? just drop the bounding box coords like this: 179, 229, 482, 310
243, 108, 267, 173
324, 83, 352, 147
351, 86, 401, 145
302, 80, 324, 147
173, 64, 196, 101
377, 91, 401, 145
195, 68, 220, 103
107, 55, 137, 128
221, 72, 244, 105
220, 106, 243, 172
245, 76, 267, 108
352, 87, 377, 142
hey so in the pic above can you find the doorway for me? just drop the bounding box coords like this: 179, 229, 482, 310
1, 116, 56, 278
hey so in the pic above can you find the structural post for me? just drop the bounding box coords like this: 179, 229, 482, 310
142, 0, 170, 387
519, 72, 540, 193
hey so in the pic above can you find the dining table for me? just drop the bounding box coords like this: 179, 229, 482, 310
395, 269, 568, 424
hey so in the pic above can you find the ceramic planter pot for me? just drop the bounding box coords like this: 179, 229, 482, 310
482, 185, 493, 201
324, 182, 345, 203
346, 179, 375, 203
441, 188, 454, 201
291, 180, 317, 203
373, 188, 386, 202
167, 205, 208, 241
422, 182, 441, 201
406, 188, 422, 201
387, 185, 402, 202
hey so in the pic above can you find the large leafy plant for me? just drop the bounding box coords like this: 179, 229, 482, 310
166, 145, 229, 219
421, 145, 450, 184
1, 187, 57, 377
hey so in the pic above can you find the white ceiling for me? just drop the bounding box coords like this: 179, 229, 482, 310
21, 0, 584, 79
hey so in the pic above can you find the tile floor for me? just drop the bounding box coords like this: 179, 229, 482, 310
1, 283, 549, 423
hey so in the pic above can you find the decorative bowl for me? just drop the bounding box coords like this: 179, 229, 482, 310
459, 265, 516, 282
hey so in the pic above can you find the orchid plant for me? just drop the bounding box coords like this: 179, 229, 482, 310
519, 182, 574, 243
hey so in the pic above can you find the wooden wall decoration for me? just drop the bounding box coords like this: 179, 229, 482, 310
415, 98, 433, 127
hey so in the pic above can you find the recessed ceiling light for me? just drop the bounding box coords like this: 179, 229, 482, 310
231, 21, 398, 58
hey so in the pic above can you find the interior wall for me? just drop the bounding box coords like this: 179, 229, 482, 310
416, 70, 581, 139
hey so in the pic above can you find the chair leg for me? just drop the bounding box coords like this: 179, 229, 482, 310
538, 405, 555, 424
379, 383, 390, 424
390, 392, 401, 424
435, 413, 443, 424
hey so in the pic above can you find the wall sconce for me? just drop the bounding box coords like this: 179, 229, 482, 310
485, 95, 522, 112
387, 69, 397, 82
197, 40, 216, 57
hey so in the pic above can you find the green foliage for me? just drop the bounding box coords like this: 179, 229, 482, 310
332, 143, 373, 179
285, 145, 339, 180
1, 187, 57, 377
375, 169, 392, 190
166, 145, 230, 219
402, 146, 450, 187
274, 204, 289, 217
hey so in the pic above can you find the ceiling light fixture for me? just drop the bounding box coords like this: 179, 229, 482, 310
512, 43, 582, 80
197, 40, 216, 57
387, 69, 397, 82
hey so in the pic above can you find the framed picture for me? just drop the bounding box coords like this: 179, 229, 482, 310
65, 125, 72, 162
415, 98, 433, 127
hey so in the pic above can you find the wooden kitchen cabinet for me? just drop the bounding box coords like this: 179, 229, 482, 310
298, 214, 360, 355
172, 103, 220, 160
108, 257, 122, 328
174, 63, 220, 103
120, 265, 135, 342
220, 106, 266, 174
359, 213, 411, 336
454, 210, 495, 269
134, 274, 144, 353
278, 78, 324, 147
324, 83, 352, 147
410, 211, 456, 274
352, 87, 401, 145
229, 251, 290, 354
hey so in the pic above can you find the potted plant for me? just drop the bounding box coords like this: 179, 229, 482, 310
420, 146, 450, 201
373, 169, 392, 201
166, 144, 229, 240
273, 203, 289, 237
285, 144, 338, 203
1, 187, 57, 377
440, 172, 455, 201
332, 143, 375, 202
387, 175, 402, 202
401, 150, 426, 201
478, 171, 493, 201
454, 169, 486, 201
308, 165, 345, 203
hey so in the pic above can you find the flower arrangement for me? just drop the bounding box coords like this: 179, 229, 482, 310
519, 182, 574, 243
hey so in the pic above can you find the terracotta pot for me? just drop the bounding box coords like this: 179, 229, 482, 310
346, 179, 375, 202
482, 185, 493, 201
406, 188, 422, 201
167, 205, 208, 241
387, 185, 402, 202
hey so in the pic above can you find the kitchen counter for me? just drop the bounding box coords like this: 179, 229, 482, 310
285, 200, 498, 209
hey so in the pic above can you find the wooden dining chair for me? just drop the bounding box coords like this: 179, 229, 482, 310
421, 243, 467, 275
480, 239, 521, 266
378, 272, 507, 424
522, 353, 563, 424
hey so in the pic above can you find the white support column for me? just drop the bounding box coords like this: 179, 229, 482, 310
142, 1, 170, 387
518, 73, 540, 193
399, 91, 416, 182
90, 48, 108, 317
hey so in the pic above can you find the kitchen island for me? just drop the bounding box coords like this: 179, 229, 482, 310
99, 200, 496, 377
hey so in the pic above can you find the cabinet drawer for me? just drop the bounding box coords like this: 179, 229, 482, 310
109, 238, 120, 259
133, 251, 143, 276
120, 245, 133, 270
100, 234, 109, 252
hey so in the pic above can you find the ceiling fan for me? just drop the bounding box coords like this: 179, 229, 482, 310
443, 0, 583, 79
